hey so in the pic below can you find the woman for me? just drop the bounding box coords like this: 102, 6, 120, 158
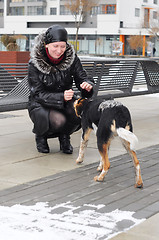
28, 25, 94, 154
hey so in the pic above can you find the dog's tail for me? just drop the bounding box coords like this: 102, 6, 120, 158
116, 127, 138, 151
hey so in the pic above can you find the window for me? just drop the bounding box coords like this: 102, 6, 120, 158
106, 5, 116, 14
37, 7, 44, 15
0, 9, 3, 16
153, 11, 157, 19
120, 21, 123, 28
90, 6, 100, 15
27, 6, 46, 15
135, 8, 140, 17
50, 8, 56, 15
10, 0, 24, 2
144, 8, 150, 27
100, 5, 116, 14
10, 7, 24, 15
60, 5, 71, 15
27, 0, 44, 1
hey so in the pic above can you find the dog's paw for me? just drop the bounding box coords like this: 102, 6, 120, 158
97, 166, 102, 172
94, 175, 104, 182
135, 182, 143, 188
76, 158, 83, 164
135, 176, 143, 188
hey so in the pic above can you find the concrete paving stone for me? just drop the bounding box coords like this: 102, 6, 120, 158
97, 186, 158, 213
0, 174, 99, 205
144, 175, 159, 186
116, 219, 135, 232
144, 201, 159, 212
133, 209, 156, 219
121, 189, 159, 213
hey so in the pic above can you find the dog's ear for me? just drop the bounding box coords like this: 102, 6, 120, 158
74, 98, 86, 117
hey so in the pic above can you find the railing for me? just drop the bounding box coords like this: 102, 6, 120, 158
0, 59, 159, 112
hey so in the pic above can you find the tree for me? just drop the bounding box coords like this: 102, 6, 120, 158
142, 10, 159, 39
128, 35, 147, 55
0, 34, 27, 51
0, 35, 19, 51
148, 12, 159, 39
65, 0, 97, 53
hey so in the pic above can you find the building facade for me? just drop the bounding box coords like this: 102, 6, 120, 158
0, 0, 159, 56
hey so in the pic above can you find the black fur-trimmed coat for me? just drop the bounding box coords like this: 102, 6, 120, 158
28, 32, 94, 136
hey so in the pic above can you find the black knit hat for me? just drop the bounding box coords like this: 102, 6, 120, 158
44, 25, 68, 44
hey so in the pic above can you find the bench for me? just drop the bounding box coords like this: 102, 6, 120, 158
0, 59, 159, 112
89, 60, 159, 99
0, 65, 18, 95
0, 76, 29, 112
0, 63, 28, 97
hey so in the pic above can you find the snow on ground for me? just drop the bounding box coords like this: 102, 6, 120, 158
0, 202, 145, 240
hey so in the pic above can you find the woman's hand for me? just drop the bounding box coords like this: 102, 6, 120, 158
80, 82, 93, 92
64, 89, 74, 101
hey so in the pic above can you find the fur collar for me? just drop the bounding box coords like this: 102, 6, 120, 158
30, 32, 75, 74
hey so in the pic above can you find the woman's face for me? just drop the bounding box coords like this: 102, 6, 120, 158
45, 41, 66, 59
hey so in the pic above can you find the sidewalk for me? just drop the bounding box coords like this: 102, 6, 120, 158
0, 93, 159, 239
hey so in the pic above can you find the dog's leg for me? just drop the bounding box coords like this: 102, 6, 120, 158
94, 141, 111, 182
97, 157, 103, 172
121, 139, 143, 188
97, 142, 111, 172
76, 128, 92, 164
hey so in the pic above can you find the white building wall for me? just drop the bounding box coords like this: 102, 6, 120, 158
0, 15, 76, 35
47, 0, 59, 15
118, 0, 159, 35
1, 0, 159, 36
97, 14, 119, 34
0, 0, 159, 55
119, 0, 143, 29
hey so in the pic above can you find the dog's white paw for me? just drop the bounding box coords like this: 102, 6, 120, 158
97, 166, 103, 172
94, 175, 104, 182
76, 158, 83, 164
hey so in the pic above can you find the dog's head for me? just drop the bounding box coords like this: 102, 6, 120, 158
74, 98, 88, 117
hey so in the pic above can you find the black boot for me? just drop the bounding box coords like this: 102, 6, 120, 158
59, 134, 73, 154
35, 135, 50, 153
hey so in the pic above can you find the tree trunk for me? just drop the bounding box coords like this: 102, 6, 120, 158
75, 26, 80, 53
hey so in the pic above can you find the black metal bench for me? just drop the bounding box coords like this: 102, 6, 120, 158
0, 63, 28, 97
91, 60, 159, 99
0, 65, 18, 95
0, 76, 29, 112
0, 59, 159, 112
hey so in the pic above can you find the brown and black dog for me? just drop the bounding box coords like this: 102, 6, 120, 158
74, 98, 143, 188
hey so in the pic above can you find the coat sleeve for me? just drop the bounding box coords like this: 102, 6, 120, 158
72, 55, 95, 98
28, 62, 65, 109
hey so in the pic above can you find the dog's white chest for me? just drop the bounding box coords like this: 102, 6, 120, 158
92, 123, 98, 134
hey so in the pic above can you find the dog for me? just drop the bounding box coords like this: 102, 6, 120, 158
74, 98, 143, 188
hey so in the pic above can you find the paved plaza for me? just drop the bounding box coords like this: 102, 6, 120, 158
0, 93, 159, 239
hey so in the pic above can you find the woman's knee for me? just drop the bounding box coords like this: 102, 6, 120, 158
49, 110, 66, 130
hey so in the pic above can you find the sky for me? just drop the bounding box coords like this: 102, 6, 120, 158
0, 201, 145, 240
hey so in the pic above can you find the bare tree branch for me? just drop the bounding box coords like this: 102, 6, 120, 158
128, 35, 147, 55
65, 0, 97, 53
